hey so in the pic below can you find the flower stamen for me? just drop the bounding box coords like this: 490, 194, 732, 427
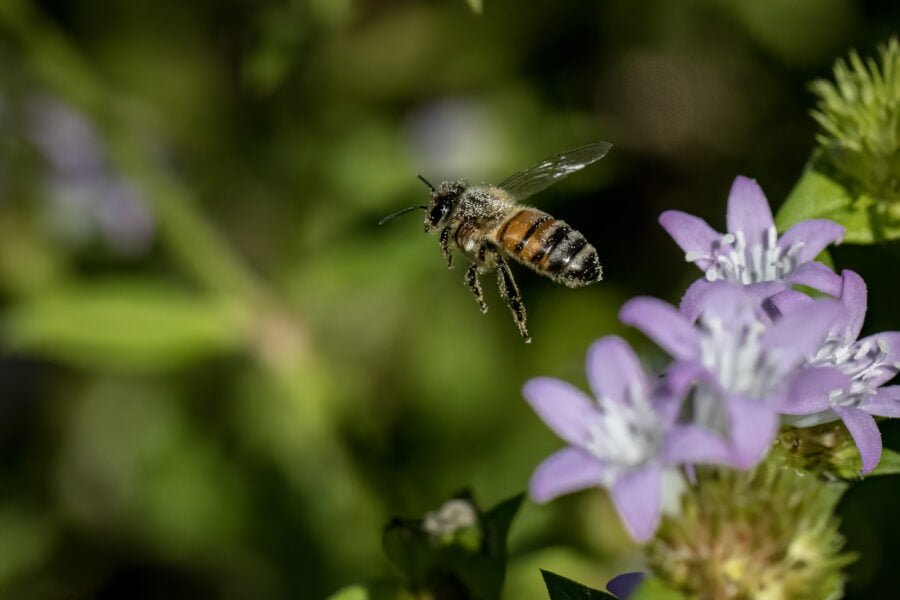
813, 334, 898, 408
700, 226, 808, 285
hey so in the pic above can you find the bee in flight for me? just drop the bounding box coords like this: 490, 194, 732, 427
380, 141, 611, 343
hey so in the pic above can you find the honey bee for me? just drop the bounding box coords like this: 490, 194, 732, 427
380, 141, 611, 343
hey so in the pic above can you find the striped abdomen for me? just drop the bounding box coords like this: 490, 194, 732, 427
495, 208, 602, 287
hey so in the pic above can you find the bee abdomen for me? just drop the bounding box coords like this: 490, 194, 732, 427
499, 210, 602, 287
498, 209, 555, 256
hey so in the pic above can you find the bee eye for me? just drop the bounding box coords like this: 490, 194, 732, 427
429, 197, 451, 225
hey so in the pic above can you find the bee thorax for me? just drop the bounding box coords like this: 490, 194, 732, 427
456, 186, 510, 220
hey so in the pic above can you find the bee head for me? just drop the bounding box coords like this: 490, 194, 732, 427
425, 180, 465, 232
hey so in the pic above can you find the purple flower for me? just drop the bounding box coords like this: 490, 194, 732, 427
620, 283, 845, 467
524, 336, 730, 542
27, 94, 105, 177
606, 572, 645, 599
770, 270, 900, 473
26, 95, 155, 255
659, 176, 844, 293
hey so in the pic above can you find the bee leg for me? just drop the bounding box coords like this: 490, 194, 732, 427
465, 264, 488, 314
439, 227, 453, 269
495, 256, 531, 343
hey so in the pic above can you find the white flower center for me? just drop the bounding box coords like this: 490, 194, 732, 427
698, 311, 780, 398
685, 308, 781, 434
422, 499, 478, 536
679, 380, 730, 437
685, 226, 803, 284
813, 335, 900, 407
583, 381, 661, 483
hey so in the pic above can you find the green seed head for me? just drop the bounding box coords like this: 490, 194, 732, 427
646, 460, 854, 599
811, 37, 900, 204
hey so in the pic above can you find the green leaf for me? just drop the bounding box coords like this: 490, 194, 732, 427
870, 448, 900, 477
327, 585, 369, 600
481, 492, 523, 559
382, 492, 524, 600
466, 0, 483, 14
475, 492, 523, 599
3, 279, 250, 372
775, 167, 900, 244
382, 517, 433, 583
326, 583, 405, 600
541, 570, 617, 599
629, 578, 686, 600
0, 506, 55, 586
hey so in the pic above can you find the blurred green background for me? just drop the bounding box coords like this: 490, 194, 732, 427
0, 0, 898, 598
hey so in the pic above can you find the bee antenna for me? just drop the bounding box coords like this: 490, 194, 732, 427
378, 205, 428, 226
417, 174, 436, 193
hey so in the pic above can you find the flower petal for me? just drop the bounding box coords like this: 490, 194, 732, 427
762, 299, 841, 366
777, 219, 845, 263
587, 336, 647, 407
833, 405, 882, 474
692, 281, 757, 323
783, 410, 840, 428
524, 377, 599, 446
679, 278, 713, 322
619, 297, 700, 361
610, 463, 663, 542
744, 281, 788, 302
659, 210, 720, 269
607, 572, 645, 600
663, 424, 732, 465
861, 386, 900, 417
657, 361, 712, 424
779, 366, 850, 415
762, 290, 813, 321
784, 262, 843, 297
839, 270, 867, 341
529, 447, 606, 503
726, 394, 778, 468
662, 360, 711, 398
777, 270, 861, 343
857, 332, 900, 388
726, 176, 774, 245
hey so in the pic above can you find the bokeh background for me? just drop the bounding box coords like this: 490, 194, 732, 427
0, 0, 898, 598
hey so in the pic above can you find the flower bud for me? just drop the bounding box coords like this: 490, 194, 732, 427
811, 38, 900, 205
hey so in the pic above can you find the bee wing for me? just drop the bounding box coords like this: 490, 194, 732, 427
497, 141, 612, 201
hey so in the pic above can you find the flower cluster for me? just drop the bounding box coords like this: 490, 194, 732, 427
524, 175, 900, 542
